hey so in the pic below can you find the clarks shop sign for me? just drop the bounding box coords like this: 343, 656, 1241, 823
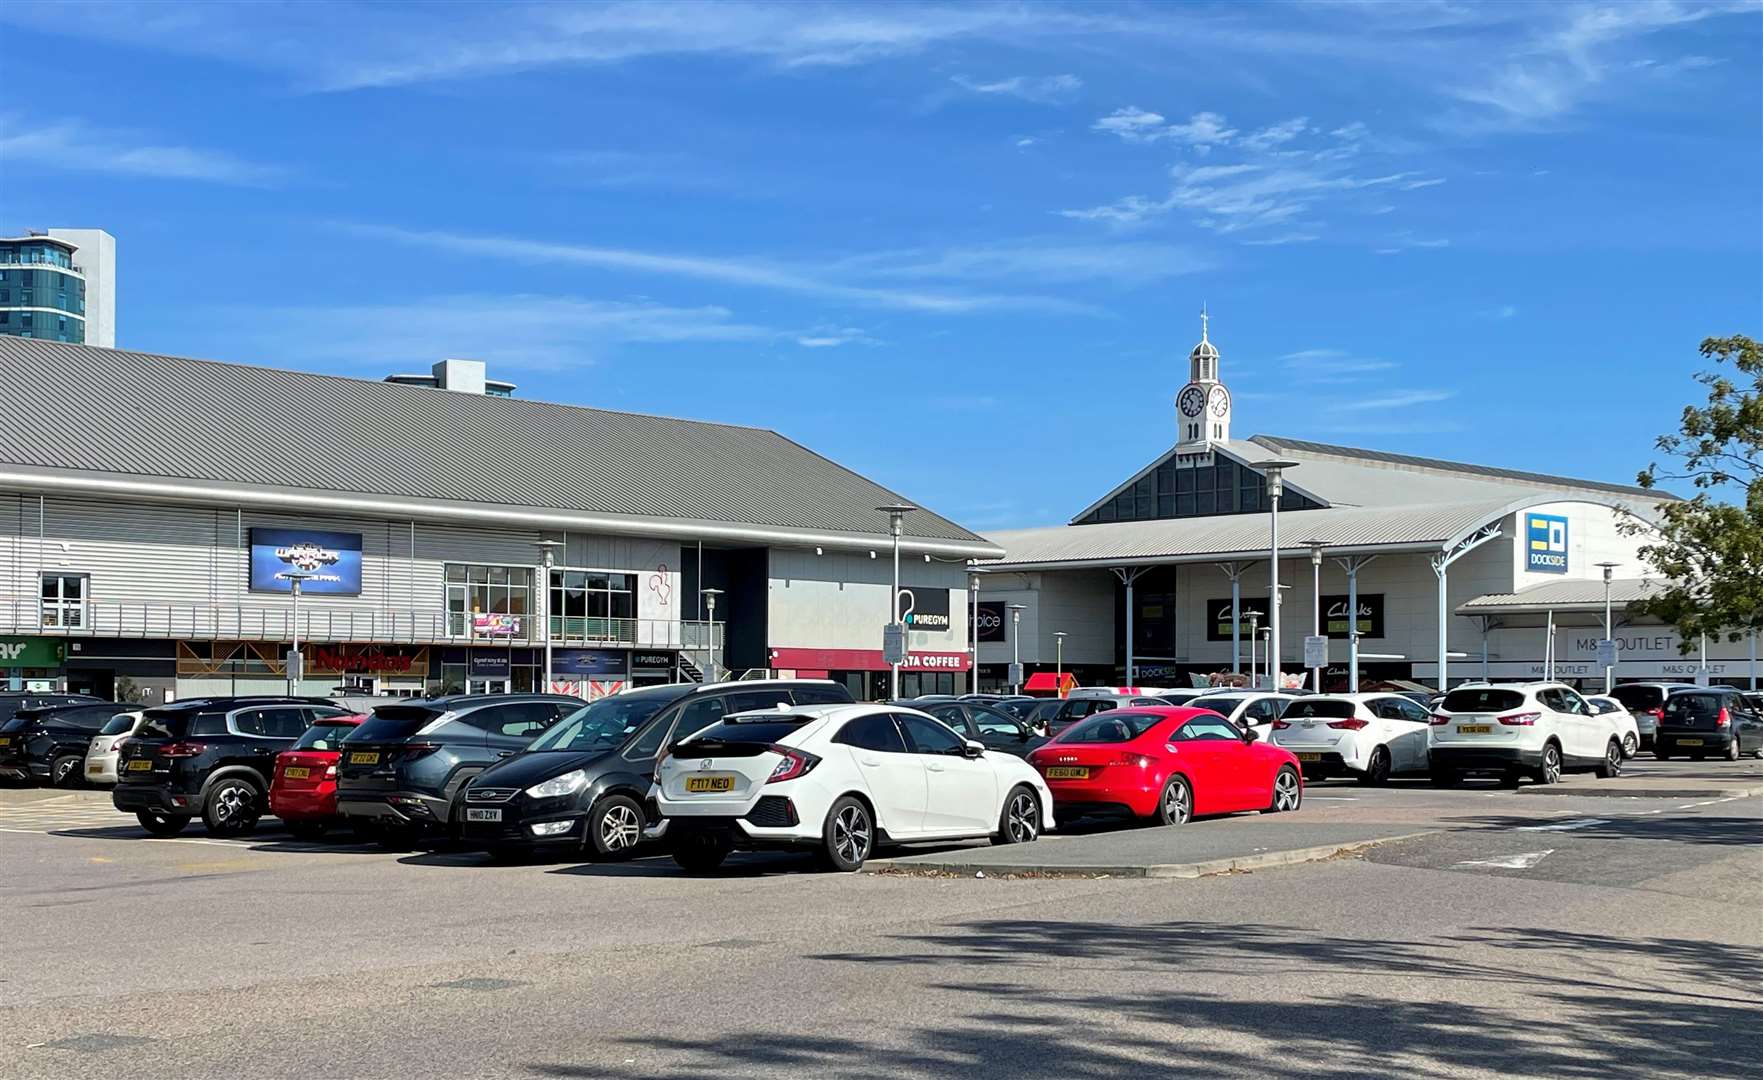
249, 528, 363, 595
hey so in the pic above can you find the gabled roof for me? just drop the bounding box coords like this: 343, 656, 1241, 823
1249, 436, 1671, 503
0, 338, 997, 556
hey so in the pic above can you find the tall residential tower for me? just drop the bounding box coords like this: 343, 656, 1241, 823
0, 229, 116, 348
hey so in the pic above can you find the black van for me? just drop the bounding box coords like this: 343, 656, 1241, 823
460, 680, 853, 861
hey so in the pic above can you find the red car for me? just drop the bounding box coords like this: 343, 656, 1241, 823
1026, 706, 1302, 825
269, 713, 366, 840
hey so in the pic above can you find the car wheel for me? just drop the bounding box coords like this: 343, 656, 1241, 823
588, 795, 644, 860
1267, 767, 1302, 813
994, 786, 1041, 845
1725, 736, 1741, 762
820, 795, 874, 872
1622, 733, 1638, 759
202, 778, 262, 836
672, 832, 732, 874
1429, 767, 1461, 788
1156, 775, 1192, 826
1596, 739, 1623, 780
1534, 742, 1562, 785
1356, 746, 1392, 786
51, 755, 84, 788
136, 811, 190, 836
284, 820, 328, 842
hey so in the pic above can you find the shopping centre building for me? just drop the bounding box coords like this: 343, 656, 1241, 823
0, 338, 999, 703
976, 318, 1760, 693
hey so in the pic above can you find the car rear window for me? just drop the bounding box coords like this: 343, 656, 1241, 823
347, 707, 444, 742
136, 708, 207, 739
1443, 688, 1526, 713
1281, 699, 1357, 719
99, 714, 137, 736
673, 717, 810, 752
1186, 696, 1239, 716
1663, 694, 1724, 720
1609, 685, 1666, 711
293, 722, 358, 750
1058, 711, 1166, 744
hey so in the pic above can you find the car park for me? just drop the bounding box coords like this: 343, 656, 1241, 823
1427, 682, 1625, 786
1027, 707, 1302, 825
0, 701, 127, 786
1269, 693, 1434, 784
655, 703, 1053, 873
1606, 682, 1695, 749
83, 710, 147, 785
897, 699, 1045, 757
1183, 691, 1301, 742
113, 698, 354, 835
1653, 687, 1763, 761
269, 713, 368, 839
335, 694, 583, 843
1584, 695, 1641, 758
460, 680, 852, 861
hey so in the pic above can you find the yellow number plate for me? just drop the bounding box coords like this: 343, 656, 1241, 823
284, 766, 311, 779
126, 759, 153, 772
0, 738, 10, 746
1678, 738, 1704, 746
685, 775, 734, 793
348, 751, 380, 765
1295, 753, 1322, 762
1457, 724, 1493, 735
1044, 766, 1089, 779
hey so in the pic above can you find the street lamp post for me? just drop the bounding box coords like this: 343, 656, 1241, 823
1008, 603, 1027, 694
1054, 631, 1067, 699
1252, 460, 1299, 693
1595, 561, 1620, 694
284, 570, 314, 695
877, 503, 918, 700
1247, 613, 1260, 688
1305, 539, 1325, 693
700, 588, 724, 683
536, 539, 565, 694
968, 567, 981, 695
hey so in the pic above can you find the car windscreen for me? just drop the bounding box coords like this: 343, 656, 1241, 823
527, 690, 682, 753
99, 713, 137, 736
293, 722, 358, 750
1185, 697, 1239, 717
346, 707, 444, 742
1662, 694, 1723, 721
1280, 699, 1357, 719
673, 717, 811, 752
1609, 685, 1666, 711
1442, 688, 1526, 713
1057, 711, 1166, 744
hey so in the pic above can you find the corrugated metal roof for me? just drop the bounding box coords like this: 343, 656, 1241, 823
1459, 577, 1664, 613
0, 338, 987, 547
1250, 436, 1670, 501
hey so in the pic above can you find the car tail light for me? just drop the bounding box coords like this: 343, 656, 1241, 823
1498, 711, 1541, 726
1114, 752, 1152, 767
1271, 719, 1291, 730
399, 742, 442, 759
159, 742, 208, 758
1715, 708, 1731, 728
109, 738, 129, 752
1326, 719, 1369, 730
324, 764, 337, 779
1429, 713, 1451, 726
1648, 707, 1664, 719
766, 746, 820, 784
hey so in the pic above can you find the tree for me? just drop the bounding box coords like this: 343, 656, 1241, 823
1623, 335, 1762, 647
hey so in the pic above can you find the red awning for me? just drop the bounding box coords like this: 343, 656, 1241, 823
1024, 672, 1078, 694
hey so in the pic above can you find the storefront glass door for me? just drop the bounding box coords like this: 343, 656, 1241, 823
467, 678, 510, 695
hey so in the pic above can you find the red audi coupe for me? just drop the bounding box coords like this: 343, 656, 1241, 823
1026, 707, 1303, 825
269, 713, 366, 840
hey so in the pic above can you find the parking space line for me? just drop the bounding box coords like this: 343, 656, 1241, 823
1517, 818, 1610, 832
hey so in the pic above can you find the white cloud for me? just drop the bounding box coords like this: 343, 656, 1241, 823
1328, 389, 1457, 411
1092, 107, 1236, 148
1373, 231, 1452, 254
1239, 116, 1310, 151
1281, 349, 1400, 384
0, 116, 283, 185
1092, 106, 1169, 141
1402, 177, 1447, 190
846, 239, 1211, 286
1243, 232, 1321, 246
1014, 136, 1039, 149
1064, 160, 1421, 234
1480, 304, 1520, 320
952, 73, 1082, 103
795, 326, 878, 348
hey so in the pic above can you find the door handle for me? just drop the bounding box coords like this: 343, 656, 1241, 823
926, 763, 946, 772
859, 758, 882, 767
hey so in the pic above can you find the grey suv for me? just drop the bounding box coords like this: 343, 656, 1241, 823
335, 694, 583, 842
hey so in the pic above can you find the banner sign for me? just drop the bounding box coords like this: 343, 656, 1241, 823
468, 651, 511, 677
0, 637, 64, 668
553, 648, 627, 676
308, 644, 427, 675
472, 612, 522, 637
899, 587, 952, 633
631, 651, 677, 670
1206, 598, 1270, 642
249, 528, 362, 595
1526, 513, 1569, 574
1321, 593, 1384, 639
976, 601, 1008, 643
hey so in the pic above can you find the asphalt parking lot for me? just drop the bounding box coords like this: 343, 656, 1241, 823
2, 760, 1759, 1079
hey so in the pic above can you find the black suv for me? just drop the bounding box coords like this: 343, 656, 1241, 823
0, 701, 126, 786
334, 694, 584, 841
890, 699, 1045, 757
460, 680, 852, 861
1655, 687, 1763, 762
113, 697, 351, 836
0, 692, 100, 729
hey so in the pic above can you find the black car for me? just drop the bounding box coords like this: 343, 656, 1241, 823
112, 697, 352, 835
0, 692, 101, 730
334, 694, 584, 842
0, 701, 126, 786
459, 680, 853, 861
1654, 688, 1763, 762
894, 699, 1045, 757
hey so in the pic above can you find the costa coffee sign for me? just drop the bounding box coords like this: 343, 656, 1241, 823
769, 647, 970, 673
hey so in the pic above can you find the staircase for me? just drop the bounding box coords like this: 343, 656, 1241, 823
678, 654, 707, 683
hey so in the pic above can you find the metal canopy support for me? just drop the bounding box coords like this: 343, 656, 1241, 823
1430, 524, 1501, 692
1215, 561, 1250, 674
1112, 566, 1151, 686
1473, 615, 1503, 681
1332, 554, 1379, 693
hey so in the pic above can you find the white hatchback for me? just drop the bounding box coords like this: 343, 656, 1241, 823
1184, 691, 1301, 742
1269, 693, 1433, 783
1429, 682, 1625, 786
1585, 695, 1641, 759
82, 710, 145, 785
653, 704, 1055, 872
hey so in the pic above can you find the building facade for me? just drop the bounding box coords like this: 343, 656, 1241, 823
0, 230, 114, 348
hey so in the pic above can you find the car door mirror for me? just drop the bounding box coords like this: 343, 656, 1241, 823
962, 740, 985, 759
1241, 728, 1256, 744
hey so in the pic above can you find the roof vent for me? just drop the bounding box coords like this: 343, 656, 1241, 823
383, 359, 516, 396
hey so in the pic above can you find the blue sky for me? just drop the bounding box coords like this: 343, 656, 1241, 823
1, 0, 1758, 532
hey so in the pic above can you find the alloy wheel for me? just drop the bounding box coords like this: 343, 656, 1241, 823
1605, 741, 1622, 776
53, 758, 77, 785
600, 803, 641, 850
1543, 746, 1562, 784
833, 804, 871, 865
1273, 770, 1301, 811
215, 783, 250, 823
1163, 778, 1192, 825
1623, 733, 1638, 758
1006, 792, 1039, 842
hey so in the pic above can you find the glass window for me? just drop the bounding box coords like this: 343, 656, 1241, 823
469, 702, 558, 738
1662, 693, 1723, 722
1608, 685, 1665, 711
39, 573, 86, 629
898, 715, 966, 755
971, 706, 1023, 737
99, 713, 138, 736
1281, 699, 1356, 719
926, 704, 970, 734
1443, 688, 1526, 712
1174, 716, 1244, 741
1058, 699, 1119, 721
685, 717, 813, 747
189, 713, 229, 736
293, 722, 357, 750
646, 697, 726, 754
790, 685, 853, 706
1059, 711, 1166, 744
723, 689, 794, 714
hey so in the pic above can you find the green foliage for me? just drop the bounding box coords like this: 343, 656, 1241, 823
1625, 336, 1762, 645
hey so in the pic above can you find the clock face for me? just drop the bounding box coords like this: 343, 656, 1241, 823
1178, 385, 1205, 417
1208, 385, 1230, 417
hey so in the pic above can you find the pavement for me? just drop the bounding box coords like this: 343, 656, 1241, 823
0, 763, 1759, 1079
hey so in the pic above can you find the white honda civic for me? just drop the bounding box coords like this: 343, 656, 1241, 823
653, 703, 1055, 872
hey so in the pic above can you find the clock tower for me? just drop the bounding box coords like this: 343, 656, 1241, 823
1175, 306, 1231, 450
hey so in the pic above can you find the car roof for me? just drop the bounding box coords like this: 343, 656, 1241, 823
1189, 690, 1292, 701
149, 696, 337, 711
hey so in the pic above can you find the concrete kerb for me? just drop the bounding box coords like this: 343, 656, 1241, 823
1518, 783, 1763, 799
865, 830, 1437, 880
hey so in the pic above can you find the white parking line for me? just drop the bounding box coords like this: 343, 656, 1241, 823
1517, 818, 1610, 832
1306, 797, 1360, 801
1457, 849, 1555, 870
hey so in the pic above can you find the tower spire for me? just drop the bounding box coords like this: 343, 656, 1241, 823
1200, 303, 1209, 343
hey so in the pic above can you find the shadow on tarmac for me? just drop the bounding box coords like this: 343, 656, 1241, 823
1440, 813, 1762, 847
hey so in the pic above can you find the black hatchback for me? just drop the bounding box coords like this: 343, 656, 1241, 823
113, 697, 353, 835
460, 680, 853, 861
0, 701, 126, 786
1655, 688, 1763, 762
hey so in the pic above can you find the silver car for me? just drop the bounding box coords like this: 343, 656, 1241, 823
83, 710, 145, 785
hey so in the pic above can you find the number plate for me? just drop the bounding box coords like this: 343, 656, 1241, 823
1295, 753, 1322, 762
465, 808, 502, 822
347, 751, 380, 765
283, 766, 310, 780
1044, 766, 1089, 779
1678, 738, 1704, 746
1457, 724, 1493, 735
126, 759, 153, 772
0, 738, 9, 746
685, 775, 735, 793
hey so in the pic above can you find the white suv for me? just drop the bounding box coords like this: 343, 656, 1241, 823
1268, 693, 1433, 784
1429, 682, 1624, 786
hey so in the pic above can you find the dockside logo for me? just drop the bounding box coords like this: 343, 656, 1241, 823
1526, 514, 1569, 574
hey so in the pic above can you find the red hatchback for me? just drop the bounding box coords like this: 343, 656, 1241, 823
269, 713, 366, 839
1027, 707, 1302, 825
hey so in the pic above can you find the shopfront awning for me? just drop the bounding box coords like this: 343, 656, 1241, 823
1024, 672, 1077, 694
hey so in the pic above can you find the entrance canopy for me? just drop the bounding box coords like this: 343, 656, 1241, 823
1458, 578, 1662, 618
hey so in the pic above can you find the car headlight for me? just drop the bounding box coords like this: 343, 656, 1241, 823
524, 770, 588, 799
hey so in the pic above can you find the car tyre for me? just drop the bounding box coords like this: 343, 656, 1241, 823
588, 794, 645, 861
1533, 742, 1563, 785
136, 811, 190, 836
672, 831, 733, 874
819, 795, 874, 871
1596, 739, 1623, 780
1356, 746, 1392, 786
1725, 736, 1741, 762
994, 785, 1041, 844
1156, 775, 1192, 826
50, 755, 85, 788
284, 820, 328, 842
1621, 733, 1638, 759
1267, 767, 1302, 813
202, 777, 262, 836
